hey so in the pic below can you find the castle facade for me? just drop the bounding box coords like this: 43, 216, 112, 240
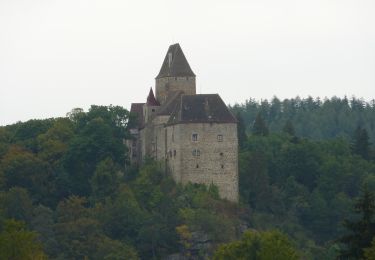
127, 44, 238, 202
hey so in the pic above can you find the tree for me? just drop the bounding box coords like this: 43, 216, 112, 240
0, 146, 53, 205
236, 112, 247, 149
252, 113, 269, 136
213, 230, 299, 260
283, 120, 295, 136
54, 196, 102, 259
364, 237, 375, 260
0, 219, 46, 259
31, 205, 58, 257
352, 126, 371, 160
339, 186, 375, 259
90, 158, 119, 202
0, 187, 33, 223
63, 106, 129, 196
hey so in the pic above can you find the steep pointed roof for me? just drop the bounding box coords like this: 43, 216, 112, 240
146, 88, 160, 106
156, 43, 196, 79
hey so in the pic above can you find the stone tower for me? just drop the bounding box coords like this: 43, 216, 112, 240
155, 43, 196, 105
128, 43, 239, 202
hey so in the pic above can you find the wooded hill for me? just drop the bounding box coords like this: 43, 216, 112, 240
0, 97, 374, 259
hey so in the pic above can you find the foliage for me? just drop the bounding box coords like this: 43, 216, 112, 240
0, 219, 46, 260
338, 186, 375, 259
364, 238, 375, 260
213, 230, 299, 260
230, 96, 375, 147
0, 100, 374, 258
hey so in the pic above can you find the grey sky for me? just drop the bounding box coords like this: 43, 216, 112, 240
1, 0, 374, 126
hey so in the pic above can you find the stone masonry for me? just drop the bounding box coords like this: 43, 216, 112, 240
127, 44, 239, 202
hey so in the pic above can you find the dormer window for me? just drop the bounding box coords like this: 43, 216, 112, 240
192, 133, 198, 142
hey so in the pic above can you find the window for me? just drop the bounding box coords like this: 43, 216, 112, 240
221, 164, 224, 169
192, 133, 198, 142
196, 164, 199, 168
220, 152, 223, 156
152, 108, 155, 112
192, 149, 200, 156
174, 150, 176, 157
217, 134, 223, 142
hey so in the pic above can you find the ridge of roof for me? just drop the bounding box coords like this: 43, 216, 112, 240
155, 43, 196, 79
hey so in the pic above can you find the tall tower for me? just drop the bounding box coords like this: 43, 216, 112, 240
155, 43, 196, 105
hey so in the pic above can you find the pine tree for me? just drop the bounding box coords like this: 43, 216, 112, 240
352, 126, 371, 160
236, 112, 247, 149
283, 120, 295, 136
252, 113, 269, 136
338, 186, 375, 259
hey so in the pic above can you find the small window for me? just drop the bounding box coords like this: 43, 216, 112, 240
152, 109, 155, 112
220, 152, 223, 156
196, 164, 199, 168
192, 149, 200, 156
221, 164, 224, 169
192, 133, 198, 142
217, 134, 223, 142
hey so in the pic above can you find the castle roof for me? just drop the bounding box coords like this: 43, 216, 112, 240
146, 88, 160, 106
156, 43, 195, 79
156, 91, 183, 116
168, 94, 237, 125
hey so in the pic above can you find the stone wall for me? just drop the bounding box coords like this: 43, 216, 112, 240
155, 77, 196, 104
166, 122, 239, 202
138, 115, 239, 202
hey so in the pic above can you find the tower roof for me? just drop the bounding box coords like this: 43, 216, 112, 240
146, 88, 160, 106
156, 43, 196, 79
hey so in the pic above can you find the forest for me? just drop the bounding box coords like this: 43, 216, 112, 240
0, 96, 374, 259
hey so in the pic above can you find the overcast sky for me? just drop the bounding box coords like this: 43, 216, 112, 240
1, 0, 374, 125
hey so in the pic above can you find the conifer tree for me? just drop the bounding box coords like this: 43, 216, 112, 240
252, 113, 269, 136
283, 120, 295, 136
338, 186, 375, 259
236, 112, 247, 149
352, 126, 371, 160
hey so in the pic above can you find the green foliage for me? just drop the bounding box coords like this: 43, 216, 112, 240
0, 219, 46, 260
1, 101, 374, 259
252, 113, 269, 136
364, 238, 375, 260
0, 187, 33, 223
230, 96, 375, 145
213, 230, 299, 260
90, 158, 120, 202
282, 119, 295, 136
352, 126, 371, 160
0, 146, 53, 205
339, 186, 375, 259
236, 112, 247, 149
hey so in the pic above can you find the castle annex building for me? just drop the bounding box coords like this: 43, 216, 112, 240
127, 44, 239, 202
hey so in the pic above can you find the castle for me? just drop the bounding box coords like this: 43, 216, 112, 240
127, 44, 239, 202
